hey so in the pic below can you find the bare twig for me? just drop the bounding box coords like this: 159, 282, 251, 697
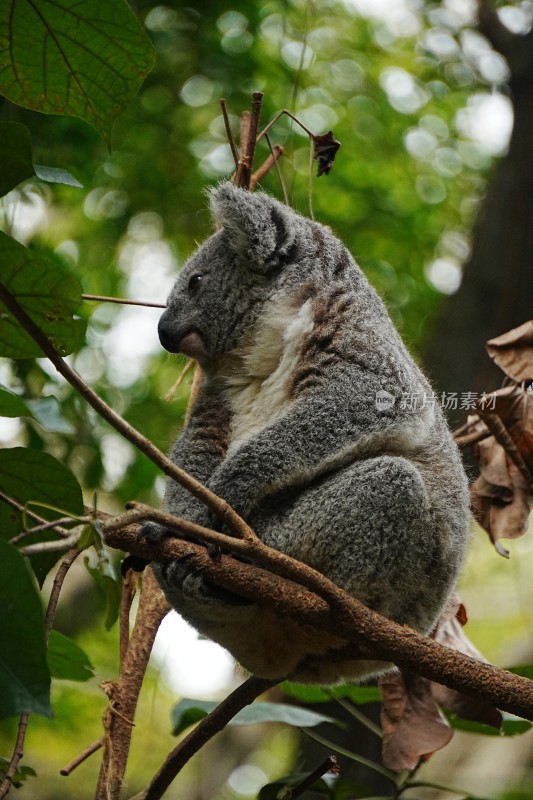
0, 282, 255, 544
162, 358, 195, 402
1, 490, 70, 540
140, 676, 277, 800
20, 529, 84, 556
220, 99, 239, 168
249, 144, 284, 190
280, 756, 339, 800
82, 294, 166, 309
235, 92, 264, 189
44, 548, 84, 635
120, 569, 138, 665
266, 134, 289, 204
0, 715, 29, 799
60, 738, 104, 777
256, 108, 315, 144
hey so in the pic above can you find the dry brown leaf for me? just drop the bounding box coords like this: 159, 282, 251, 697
471, 435, 533, 554
486, 320, 533, 383
379, 671, 452, 771
430, 594, 502, 729
312, 131, 341, 176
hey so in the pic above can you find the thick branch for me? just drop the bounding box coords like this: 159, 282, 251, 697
104, 522, 533, 721
95, 569, 170, 800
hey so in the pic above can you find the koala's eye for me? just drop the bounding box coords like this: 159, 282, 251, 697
187, 274, 204, 296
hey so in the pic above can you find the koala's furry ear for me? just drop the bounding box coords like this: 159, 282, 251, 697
209, 182, 300, 273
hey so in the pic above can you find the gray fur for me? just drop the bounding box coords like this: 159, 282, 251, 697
150, 182, 470, 684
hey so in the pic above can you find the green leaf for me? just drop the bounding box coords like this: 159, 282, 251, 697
34, 165, 82, 188
445, 711, 532, 737
171, 698, 339, 737
0, 122, 35, 197
84, 558, 121, 630
259, 774, 331, 800
0, 386, 33, 418
0, 447, 83, 531
0, 0, 156, 144
47, 630, 94, 682
0, 232, 86, 358
282, 681, 381, 705
0, 757, 37, 788
0, 541, 51, 718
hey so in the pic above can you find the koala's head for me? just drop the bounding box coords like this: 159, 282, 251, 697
158, 182, 317, 367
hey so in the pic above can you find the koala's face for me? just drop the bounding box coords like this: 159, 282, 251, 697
157, 182, 317, 368
158, 229, 266, 366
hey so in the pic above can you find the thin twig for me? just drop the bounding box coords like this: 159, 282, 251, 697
454, 427, 491, 448
219, 99, 239, 168
235, 92, 263, 189
141, 677, 277, 800
60, 738, 104, 777
1, 490, 70, 540
333, 696, 383, 738
0, 715, 29, 799
280, 755, 339, 800
249, 144, 284, 190
20, 530, 83, 556
162, 358, 195, 402
0, 282, 256, 544
256, 108, 315, 144
266, 134, 289, 204
44, 548, 84, 639
82, 294, 165, 309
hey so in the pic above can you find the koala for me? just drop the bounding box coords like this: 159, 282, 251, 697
145, 181, 470, 685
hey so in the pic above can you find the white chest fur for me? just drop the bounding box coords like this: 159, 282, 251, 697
222, 297, 314, 455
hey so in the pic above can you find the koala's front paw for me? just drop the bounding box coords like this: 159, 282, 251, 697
138, 521, 172, 545
162, 555, 253, 607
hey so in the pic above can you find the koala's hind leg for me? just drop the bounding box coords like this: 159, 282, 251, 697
255, 455, 447, 636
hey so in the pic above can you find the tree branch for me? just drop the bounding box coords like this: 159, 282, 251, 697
95, 568, 170, 800
138, 676, 277, 800
104, 519, 533, 722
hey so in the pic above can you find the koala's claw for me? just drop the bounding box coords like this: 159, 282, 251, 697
164, 555, 253, 607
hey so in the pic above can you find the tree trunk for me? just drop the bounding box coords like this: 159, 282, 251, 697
423, 5, 533, 419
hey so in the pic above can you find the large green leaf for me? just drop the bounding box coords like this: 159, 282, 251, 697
0, 447, 83, 526
47, 630, 94, 682
0, 0, 155, 144
282, 681, 381, 705
171, 698, 338, 737
0, 540, 51, 718
0, 447, 84, 583
0, 386, 33, 418
0, 232, 86, 358
0, 121, 35, 197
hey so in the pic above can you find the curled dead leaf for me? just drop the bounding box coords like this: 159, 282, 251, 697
312, 131, 341, 176
379, 671, 452, 771
486, 320, 533, 383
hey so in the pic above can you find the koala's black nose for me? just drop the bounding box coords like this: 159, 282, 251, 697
158, 311, 182, 353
